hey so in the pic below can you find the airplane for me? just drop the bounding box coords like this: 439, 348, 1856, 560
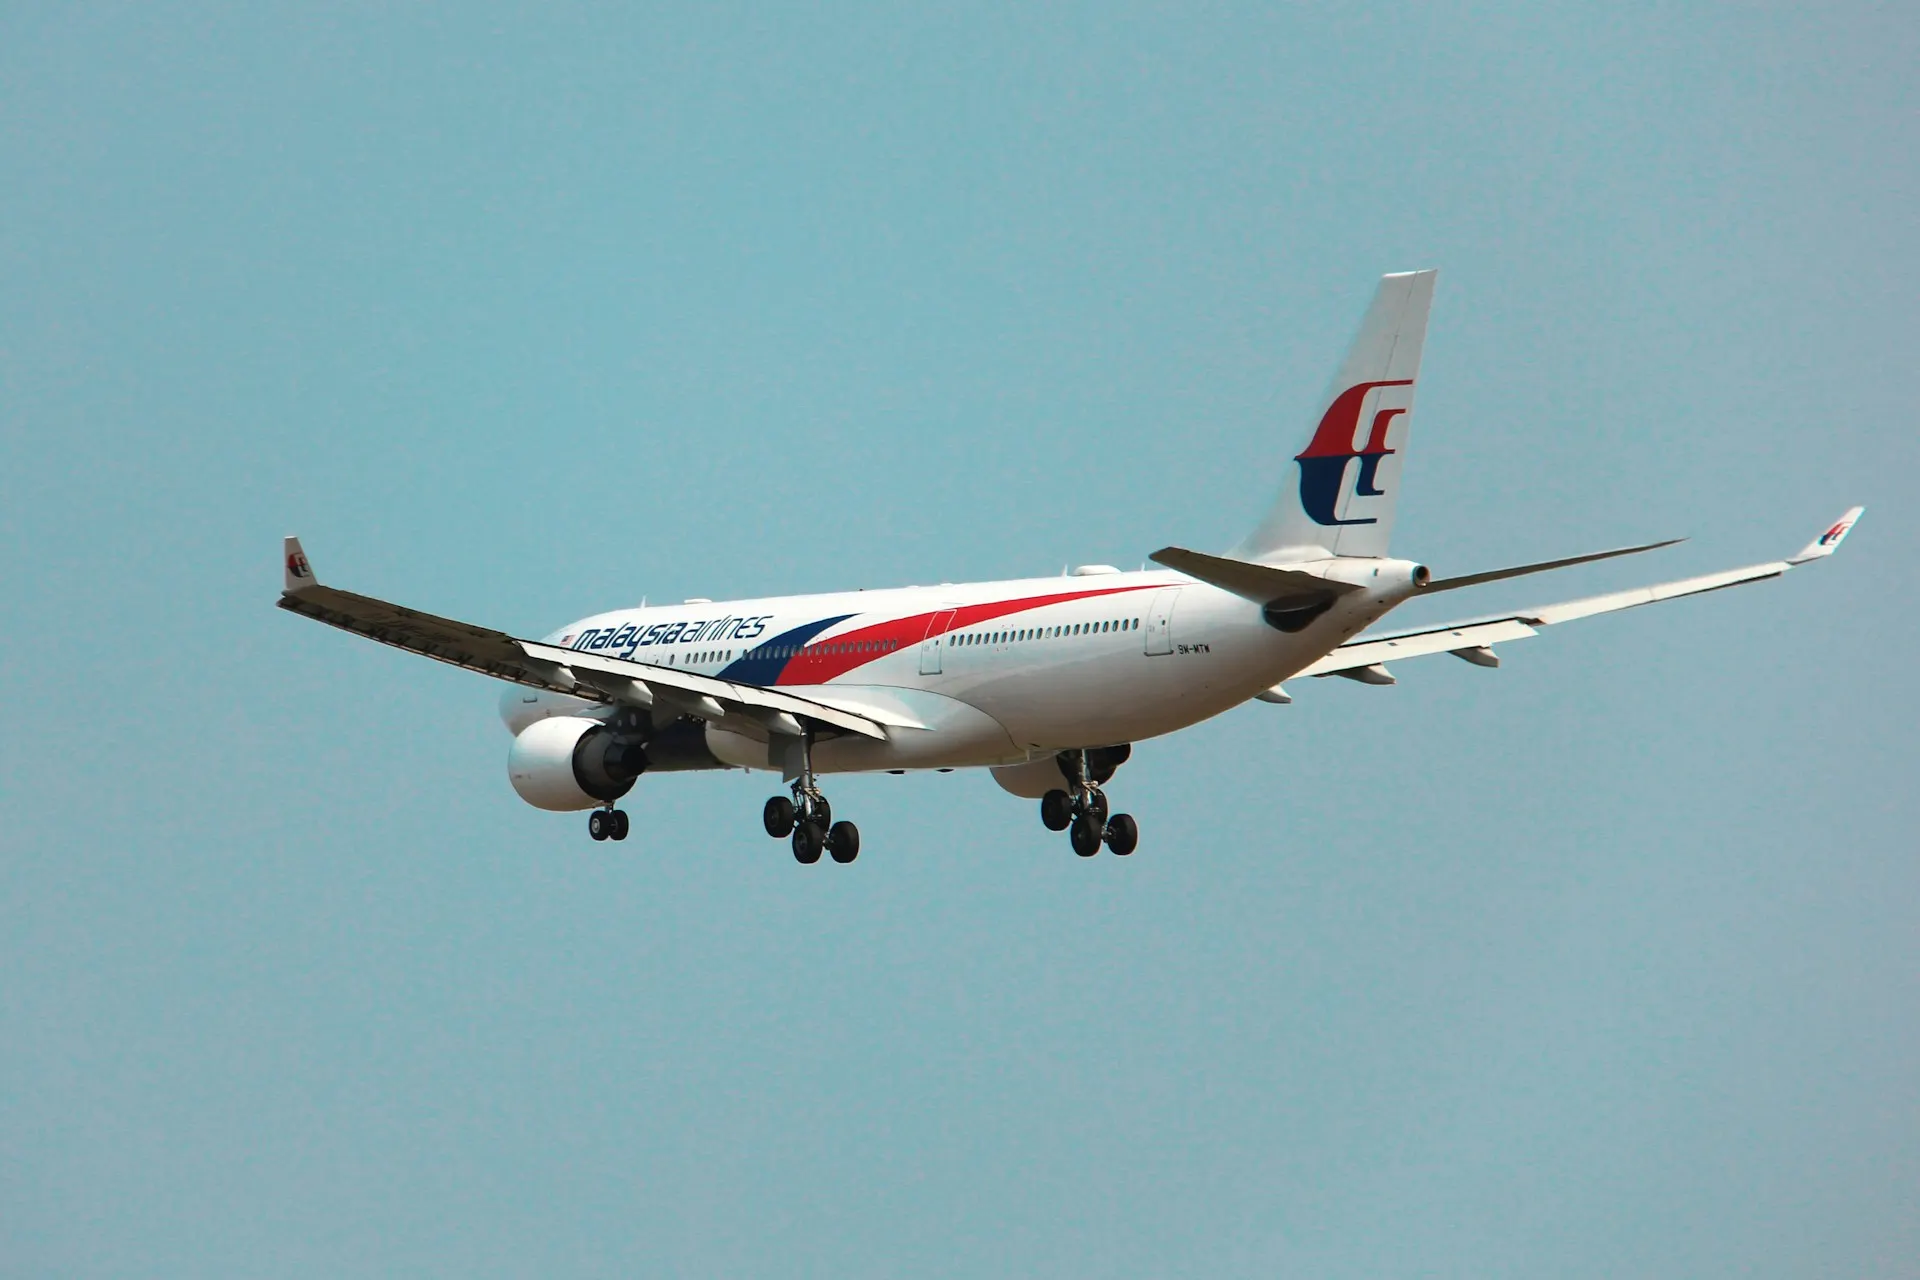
278, 270, 1863, 863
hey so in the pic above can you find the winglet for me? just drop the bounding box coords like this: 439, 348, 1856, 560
283, 535, 319, 594
1787, 506, 1865, 565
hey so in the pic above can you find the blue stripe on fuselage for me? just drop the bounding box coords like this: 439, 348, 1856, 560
718, 614, 854, 686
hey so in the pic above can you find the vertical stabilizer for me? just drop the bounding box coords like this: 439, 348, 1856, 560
1233, 270, 1437, 561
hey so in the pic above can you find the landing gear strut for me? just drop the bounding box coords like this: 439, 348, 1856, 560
763, 730, 859, 865
1041, 748, 1138, 857
588, 807, 630, 842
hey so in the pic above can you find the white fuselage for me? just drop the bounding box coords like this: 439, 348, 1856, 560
500, 562, 1421, 774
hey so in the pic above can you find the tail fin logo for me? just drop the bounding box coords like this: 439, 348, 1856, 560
1295, 379, 1413, 526
1818, 517, 1854, 547
286, 551, 312, 580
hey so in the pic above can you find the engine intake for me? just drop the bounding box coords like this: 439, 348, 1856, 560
508, 716, 647, 812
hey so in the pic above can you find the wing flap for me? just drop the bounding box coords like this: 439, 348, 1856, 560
515, 641, 889, 739
1299, 509, 1860, 681
279, 538, 887, 740
278, 586, 535, 681
1526, 561, 1786, 626
1298, 617, 1540, 676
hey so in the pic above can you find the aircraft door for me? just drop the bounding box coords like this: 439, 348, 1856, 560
918, 609, 958, 674
1144, 588, 1181, 656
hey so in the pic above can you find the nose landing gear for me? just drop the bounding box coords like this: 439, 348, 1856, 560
588, 807, 630, 841
761, 730, 859, 865
1041, 748, 1138, 857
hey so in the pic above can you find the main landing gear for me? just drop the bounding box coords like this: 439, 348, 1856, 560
1040, 748, 1138, 857
760, 732, 860, 865
587, 807, 630, 842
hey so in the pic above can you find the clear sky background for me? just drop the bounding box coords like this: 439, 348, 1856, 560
3, 4, 1915, 1276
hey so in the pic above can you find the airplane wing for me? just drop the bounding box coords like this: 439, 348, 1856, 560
275, 538, 888, 740
1292, 508, 1864, 685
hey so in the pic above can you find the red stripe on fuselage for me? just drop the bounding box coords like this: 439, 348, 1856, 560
774, 583, 1161, 685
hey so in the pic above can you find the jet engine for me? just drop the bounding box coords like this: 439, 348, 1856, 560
507, 715, 648, 811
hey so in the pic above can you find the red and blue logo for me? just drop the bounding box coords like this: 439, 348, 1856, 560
1295, 379, 1412, 526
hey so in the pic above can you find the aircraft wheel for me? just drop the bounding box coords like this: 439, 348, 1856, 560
609, 810, 630, 842
827, 821, 861, 864
1103, 813, 1137, 856
588, 811, 610, 841
809, 796, 832, 829
1040, 790, 1072, 831
764, 795, 796, 838
1070, 813, 1102, 857
792, 820, 825, 865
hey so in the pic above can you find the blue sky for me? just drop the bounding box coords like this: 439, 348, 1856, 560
3, 4, 1914, 1276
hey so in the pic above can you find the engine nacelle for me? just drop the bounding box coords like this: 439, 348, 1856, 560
507, 716, 647, 811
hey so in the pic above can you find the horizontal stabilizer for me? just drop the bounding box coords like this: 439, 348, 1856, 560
1149, 546, 1363, 605
1422, 538, 1682, 594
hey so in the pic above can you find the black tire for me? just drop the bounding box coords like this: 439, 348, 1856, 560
1070, 813, 1102, 857
1040, 790, 1072, 831
811, 796, 832, 829
792, 820, 825, 864
610, 810, 630, 842
828, 821, 861, 864
1104, 812, 1138, 856
588, 811, 609, 841
763, 795, 795, 838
